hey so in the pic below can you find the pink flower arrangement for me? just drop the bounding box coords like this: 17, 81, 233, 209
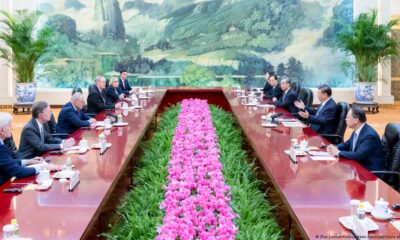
157, 99, 238, 240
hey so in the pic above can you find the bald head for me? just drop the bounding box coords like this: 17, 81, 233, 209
0, 112, 13, 139
71, 92, 85, 110
95, 75, 106, 90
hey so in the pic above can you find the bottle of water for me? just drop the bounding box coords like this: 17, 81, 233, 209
65, 157, 72, 171
131, 94, 138, 106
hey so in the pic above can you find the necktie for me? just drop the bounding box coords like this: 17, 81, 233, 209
352, 132, 358, 151
122, 80, 126, 90
282, 91, 287, 102
40, 126, 44, 143
100, 90, 106, 104
316, 104, 324, 116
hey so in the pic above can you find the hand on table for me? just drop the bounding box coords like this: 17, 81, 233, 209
327, 144, 340, 156
298, 110, 309, 119
26, 157, 43, 165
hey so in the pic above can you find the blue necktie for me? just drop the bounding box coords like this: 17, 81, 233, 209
316, 104, 324, 116
282, 91, 287, 102
352, 132, 358, 151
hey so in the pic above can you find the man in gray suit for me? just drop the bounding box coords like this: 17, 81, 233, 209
18, 101, 75, 159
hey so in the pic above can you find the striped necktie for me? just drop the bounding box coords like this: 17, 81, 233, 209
352, 132, 358, 151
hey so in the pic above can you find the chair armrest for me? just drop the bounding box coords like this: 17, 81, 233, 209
371, 170, 400, 192
320, 134, 343, 145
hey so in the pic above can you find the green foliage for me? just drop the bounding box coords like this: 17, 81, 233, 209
336, 9, 399, 82
105, 105, 180, 240
209, 106, 281, 239
164, 0, 303, 54
180, 64, 216, 86
0, 10, 53, 83
106, 104, 282, 239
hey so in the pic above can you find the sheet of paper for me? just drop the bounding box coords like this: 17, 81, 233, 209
281, 121, 305, 127
308, 151, 332, 157
310, 156, 337, 161
391, 221, 400, 231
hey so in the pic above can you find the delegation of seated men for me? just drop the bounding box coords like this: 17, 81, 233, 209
0, 73, 387, 186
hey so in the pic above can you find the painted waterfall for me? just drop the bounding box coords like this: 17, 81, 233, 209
36, 0, 353, 88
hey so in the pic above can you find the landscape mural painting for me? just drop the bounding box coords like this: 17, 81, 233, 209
36, 0, 353, 88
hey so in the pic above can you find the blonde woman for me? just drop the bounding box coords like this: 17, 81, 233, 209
106, 77, 125, 102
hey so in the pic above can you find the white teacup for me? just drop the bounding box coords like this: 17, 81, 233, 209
104, 118, 111, 128
299, 140, 309, 151
375, 198, 389, 216
79, 139, 88, 149
36, 169, 50, 184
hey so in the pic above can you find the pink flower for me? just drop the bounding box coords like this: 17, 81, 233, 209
157, 99, 238, 239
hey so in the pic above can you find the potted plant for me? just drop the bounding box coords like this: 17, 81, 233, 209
0, 10, 53, 103
336, 9, 399, 103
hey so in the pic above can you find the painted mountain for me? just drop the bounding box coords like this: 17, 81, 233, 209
36, 0, 353, 88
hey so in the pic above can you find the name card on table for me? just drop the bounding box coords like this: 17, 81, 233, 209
352, 216, 368, 239
69, 171, 80, 192
289, 148, 297, 163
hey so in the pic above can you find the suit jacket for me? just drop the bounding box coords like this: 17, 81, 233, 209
87, 86, 115, 114
106, 87, 121, 103
17, 119, 62, 159
338, 123, 385, 171
263, 82, 272, 96
305, 98, 337, 134
273, 88, 298, 113
4, 135, 17, 159
56, 102, 91, 134
0, 143, 36, 186
118, 78, 131, 95
264, 83, 283, 99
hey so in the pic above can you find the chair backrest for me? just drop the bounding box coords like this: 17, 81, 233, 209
44, 113, 57, 134
298, 88, 313, 107
88, 84, 97, 94
382, 123, 400, 172
333, 102, 350, 137
291, 82, 301, 95
4, 135, 17, 158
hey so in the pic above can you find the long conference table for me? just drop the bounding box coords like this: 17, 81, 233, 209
1, 87, 400, 240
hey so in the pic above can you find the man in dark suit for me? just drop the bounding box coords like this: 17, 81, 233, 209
328, 107, 385, 172
57, 93, 96, 134
118, 70, 132, 95
87, 75, 121, 114
264, 74, 283, 99
294, 84, 337, 134
0, 112, 59, 185
262, 72, 272, 96
18, 101, 75, 159
272, 77, 298, 113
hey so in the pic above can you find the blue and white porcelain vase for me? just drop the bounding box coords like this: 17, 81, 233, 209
354, 82, 376, 103
15, 82, 37, 103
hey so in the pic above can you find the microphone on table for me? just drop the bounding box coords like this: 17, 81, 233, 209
106, 113, 118, 124
270, 112, 284, 124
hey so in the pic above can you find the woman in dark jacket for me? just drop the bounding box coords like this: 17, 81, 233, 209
106, 77, 124, 103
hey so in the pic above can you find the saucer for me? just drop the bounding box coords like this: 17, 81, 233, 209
371, 211, 392, 220
37, 179, 53, 190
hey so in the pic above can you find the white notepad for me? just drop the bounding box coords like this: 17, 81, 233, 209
310, 156, 337, 161
281, 121, 305, 127
308, 151, 332, 156
391, 221, 400, 231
